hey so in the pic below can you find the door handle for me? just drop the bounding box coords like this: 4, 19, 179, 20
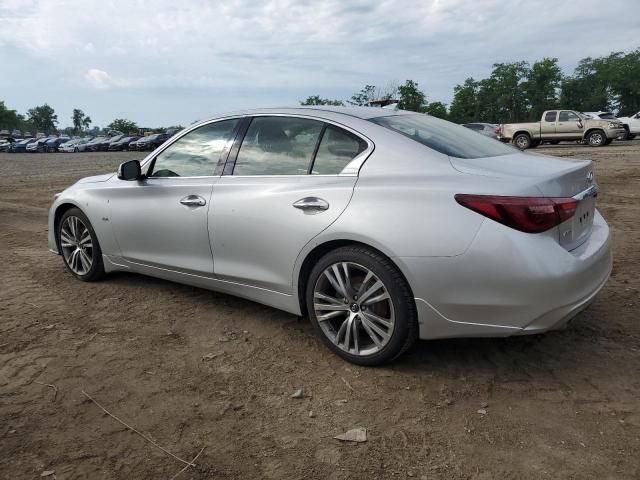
180, 195, 206, 207
293, 197, 329, 212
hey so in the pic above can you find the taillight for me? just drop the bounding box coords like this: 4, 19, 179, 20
455, 194, 578, 233
495, 126, 501, 136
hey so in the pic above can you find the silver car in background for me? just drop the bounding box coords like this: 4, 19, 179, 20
461, 122, 499, 138
48, 107, 612, 365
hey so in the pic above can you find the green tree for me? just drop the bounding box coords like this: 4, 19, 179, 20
397, 80, 426, 112
486, 61, 530, 123
424, 101, 448, 119
300, 95, 344, 106
560, 56, 611, 111
0, 101, 24, 130
71, 108, 92, 134
107, 118, 138, 134
448, 78, 479, 124
348, 85, 377, 106
26, 104, 58, 134
523, 58, 562, 119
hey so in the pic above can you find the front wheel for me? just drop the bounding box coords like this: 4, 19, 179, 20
587, 130, 606, 147
306, 246, 418, 365
57, 208, 105, 282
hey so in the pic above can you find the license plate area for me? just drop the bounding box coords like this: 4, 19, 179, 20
559, 196, 595, 250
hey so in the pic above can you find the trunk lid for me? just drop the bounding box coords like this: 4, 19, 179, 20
450, 152, 596, 250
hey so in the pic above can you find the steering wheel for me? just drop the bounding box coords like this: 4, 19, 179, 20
152, 169, 179, 177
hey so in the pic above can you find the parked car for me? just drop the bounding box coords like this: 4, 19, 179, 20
27, 137, 52, 153
74, 137, 97, 152
93, 134, 125, 151
11, 138, 37, 153
45, 137, 71, 152
108, 136, 140, 151
48, 106, 612, 365
499, 110, 626, 149
0, 139, 12, 152
137, 133, 170, 151
83, 136, 108, 152
58, 137, 91, 153
616, 111, 640, 140
461, 123, 499, 138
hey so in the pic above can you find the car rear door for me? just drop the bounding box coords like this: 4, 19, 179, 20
108, 119, 240, 275
209, 115, 371, 294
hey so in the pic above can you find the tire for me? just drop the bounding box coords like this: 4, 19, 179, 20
74, 147, 79, 152
306, 246, 418, 366
57, 207, 105, 282
513, 133, 531, 150
586, 130, 606, 147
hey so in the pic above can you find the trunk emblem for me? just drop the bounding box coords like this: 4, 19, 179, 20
587, 171, 594, 183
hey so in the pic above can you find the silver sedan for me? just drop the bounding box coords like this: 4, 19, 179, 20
48, 107, 612, 365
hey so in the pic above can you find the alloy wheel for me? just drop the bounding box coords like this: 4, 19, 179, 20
60, 216, 94, 275
313, 262, 395, 356
589, 132, 603, 146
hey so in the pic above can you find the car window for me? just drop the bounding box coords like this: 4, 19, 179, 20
370, 114, 515, 159
544, 111, 557, 122
559, 111, 580, 122
149, 119, 239, 178
311, 126, 368, 175
233, 116, 323, 176
464, 124, 483, 131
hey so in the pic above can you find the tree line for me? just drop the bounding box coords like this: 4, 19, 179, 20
301, 48, 640, 124
0, 102, 179, 136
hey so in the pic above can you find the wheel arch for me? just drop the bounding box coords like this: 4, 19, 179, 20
295, 238, 415, 316
52, 201, 85, 252
512, 130, 531, 140
583, 127, 606, 140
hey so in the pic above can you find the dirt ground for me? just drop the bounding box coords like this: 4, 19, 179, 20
1, 142, 639, 480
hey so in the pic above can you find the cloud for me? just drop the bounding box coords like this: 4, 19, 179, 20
84, 69, 115, 89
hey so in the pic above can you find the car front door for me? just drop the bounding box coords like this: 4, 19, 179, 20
556, 110, 584, 140
210, 115, 371, 293
108, 118, 240, 275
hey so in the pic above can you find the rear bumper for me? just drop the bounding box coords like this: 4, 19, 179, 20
399, 210, 612, 339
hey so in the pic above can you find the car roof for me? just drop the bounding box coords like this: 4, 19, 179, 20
201, 105, 415, 123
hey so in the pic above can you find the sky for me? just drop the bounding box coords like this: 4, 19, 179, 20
0, 0, 638, 128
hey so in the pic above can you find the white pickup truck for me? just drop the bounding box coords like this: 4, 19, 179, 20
616, 111, 640, 140
499, 109, 626, 149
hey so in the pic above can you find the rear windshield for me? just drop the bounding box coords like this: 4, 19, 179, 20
370, 114, 515, 159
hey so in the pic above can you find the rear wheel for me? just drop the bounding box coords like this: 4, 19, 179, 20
513, 133, 531, 150
587, 130, 606, 147
57, 208, 105, 282
306, 246, 418, 365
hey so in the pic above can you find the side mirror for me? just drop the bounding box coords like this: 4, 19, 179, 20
117, 160, 142, 181
635, 113, 640, 119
